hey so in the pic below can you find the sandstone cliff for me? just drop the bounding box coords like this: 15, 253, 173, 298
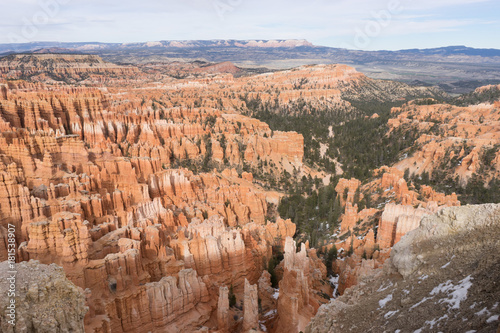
0, 260, 87, 333
306, 204, 500, 333
0, 55, 491, 333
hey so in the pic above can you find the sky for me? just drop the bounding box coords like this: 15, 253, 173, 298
0, 0, 499, 50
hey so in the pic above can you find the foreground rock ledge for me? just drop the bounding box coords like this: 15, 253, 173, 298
0, 260, 87, 333
306, 204, 500, 333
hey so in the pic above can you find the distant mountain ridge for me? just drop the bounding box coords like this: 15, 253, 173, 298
395, 45, 500, 57
1, 40, 500, 93
0, 39, 314, 54
1, 40, 499, 55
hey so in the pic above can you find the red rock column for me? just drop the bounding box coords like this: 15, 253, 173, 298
217, 286, 229, 332
243, 278, 259, 332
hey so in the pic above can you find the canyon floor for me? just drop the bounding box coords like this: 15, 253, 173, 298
0, 52, 498, 333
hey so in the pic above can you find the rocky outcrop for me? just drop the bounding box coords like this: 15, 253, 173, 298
257, 270, 276, 314
389, 101, 500, 183
139, 269, 213, 332
217, 286, 230, 332
306, 204, 500, 333
0, 76, 310, 332
376, 203, 430, 248
275, 237, 316, 333
334, 178, 361, 206
0, 56, 473, 333
243, 279, 259, 332
0, 54, 139, 83
0, 260, 87, 333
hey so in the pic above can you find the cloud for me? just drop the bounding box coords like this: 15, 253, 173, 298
0, 0, 497, 49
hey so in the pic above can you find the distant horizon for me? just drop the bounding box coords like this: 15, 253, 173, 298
1, 0, 498, 51
1, 39, 500, 53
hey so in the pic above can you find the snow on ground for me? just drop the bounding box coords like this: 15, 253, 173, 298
430, 275, 473, 310
272, 289, 279, 299
440, 255, 454, 269
425, 314, 448, 329
329, 275, 339, 298
441, 261, 451, 268
418, 274, 429, 283
486, 315, 499, 323
378, 294, 393, 309
384, 310, 399, 319
377, 281, 393, 292
410, 296, 433, 310
475, 307, 491, 316
263, 309, 277, 318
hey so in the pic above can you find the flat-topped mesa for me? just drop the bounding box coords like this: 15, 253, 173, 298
136, 39, 313, 49
194, 61, 241, 75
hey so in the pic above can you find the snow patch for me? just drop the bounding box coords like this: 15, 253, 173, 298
384, 310, 399, 319
377, 282, 393, 292
486, 315, 499, 323
425, 314, 448, 329
475, 307, 491, 317
441, 261, 451, 269
329, 275, 339, 298
263, 309, 277, 318
410, 296, 433, 309
378, 294, 393, 309
272, 289, 279, 299
430, 275, 473, 310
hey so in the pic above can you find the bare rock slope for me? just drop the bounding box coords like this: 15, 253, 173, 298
0, 260, 87, 333
306, 204, 500, 333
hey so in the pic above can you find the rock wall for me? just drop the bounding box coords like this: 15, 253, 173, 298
275, 237, 327, 333
306, 204, 500, 333
0, 260, 87, 333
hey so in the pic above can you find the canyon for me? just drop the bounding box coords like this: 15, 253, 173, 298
0, 53, 498, 332
2, 41, 500, 93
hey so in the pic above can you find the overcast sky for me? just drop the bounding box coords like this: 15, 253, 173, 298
0, 0, 498, 50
